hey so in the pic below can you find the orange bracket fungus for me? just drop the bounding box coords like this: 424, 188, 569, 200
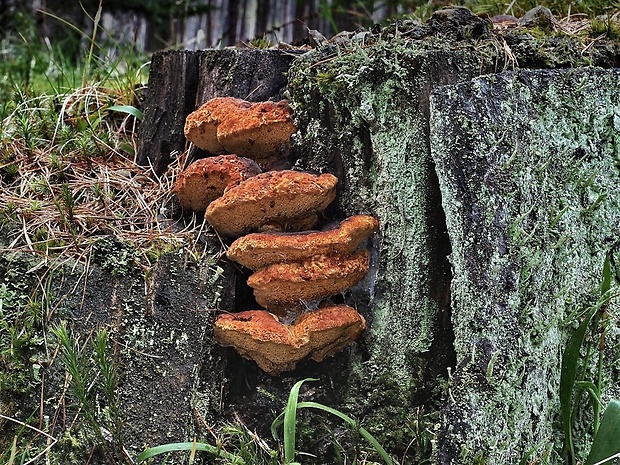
247, 250, 371, 314
213, 305, 366, 375
183, 97, 297, 167
226, 215, 379, 270
204, 170, 338, 237
179, 96, 377, 374
183, 97, 240, 154
173, 155, 261, 212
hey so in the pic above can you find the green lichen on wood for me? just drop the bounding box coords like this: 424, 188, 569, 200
287, 16, 620, 460
431, 69, 620, 463
502, 29, 620, 69
287, 27, 490, 457
290, 33, 484, 357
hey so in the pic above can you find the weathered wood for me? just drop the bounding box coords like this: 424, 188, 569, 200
50, 239, 236, 459
136, 49, 301, 174
431, 68, 620, 464
135, 50, 201, 174
118, 249, 235, 457
284, 24, 493, 457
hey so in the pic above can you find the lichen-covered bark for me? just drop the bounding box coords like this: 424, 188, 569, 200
287, 35, 490, 454
116, 247, 235, 457
0, 239, 234, 463
430, 68, 620, 464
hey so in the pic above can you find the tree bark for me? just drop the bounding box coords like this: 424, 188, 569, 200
431, 68, 620, 464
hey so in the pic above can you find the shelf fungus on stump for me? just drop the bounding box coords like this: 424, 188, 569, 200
173, 155, 261, 212
213, 305, 366, 375
178, 95, 376, 375
183, 97, 297, 167
226, 215, 379, 270
247, 250, 370, 314
205, 170, 338, 237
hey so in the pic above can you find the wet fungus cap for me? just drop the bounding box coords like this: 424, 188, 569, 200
213, 305, 366, 375
183, 97, 296, 165
173, 155, 261, 212
205, 170, 338, 237
226, 215, 379, 270
247, 249, 370, 313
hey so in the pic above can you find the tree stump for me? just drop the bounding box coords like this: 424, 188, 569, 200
132, 9, 620, 463
431, 68, 620, 463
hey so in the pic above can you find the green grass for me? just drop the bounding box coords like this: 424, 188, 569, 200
585, 399, 620, 465
561, 254, 620, 465
138, 379, 394, 465
0, 8, 159, 464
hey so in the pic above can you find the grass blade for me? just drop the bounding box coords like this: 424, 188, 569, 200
107, 105, 143, 121
136, 441, 245, 464
271, 411, 284, 441
586, 399, 620, 465
283, 378, 317, 463
560, 305, 597, 461
600, 253, 611, 298
84, 0, 103, 86
8, 436, 17, 465
297, 401, 393, 465
562, 254, 616, 463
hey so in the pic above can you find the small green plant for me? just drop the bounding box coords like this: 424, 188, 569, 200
585, 399, 620, 465
137, 378, 393, 464
561, 253, 620, 464
52, 323, 126, 464
0, 258, 54, 464
0, 277, 38, 395
249, 34, 273, 49
272, 379, 394, 465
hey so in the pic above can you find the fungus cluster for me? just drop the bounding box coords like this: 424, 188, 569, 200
214, 305, 366, 374
173, 155, 261, 211
176, 96, 378, 375
205, 170, 338, 236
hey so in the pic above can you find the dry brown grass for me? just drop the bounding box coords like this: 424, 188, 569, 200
0, 85, 204, 268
